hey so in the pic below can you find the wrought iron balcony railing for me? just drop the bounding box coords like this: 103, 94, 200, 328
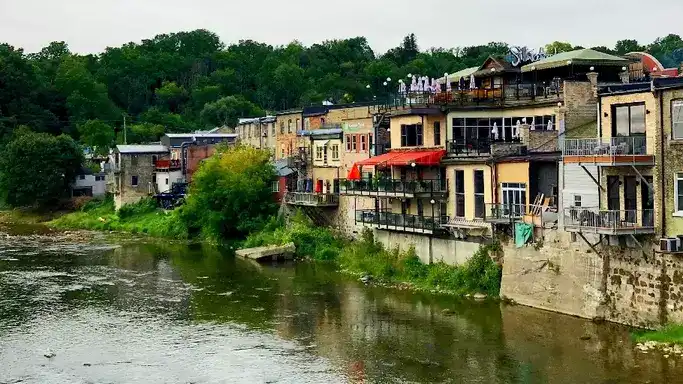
563, 207, 655, 235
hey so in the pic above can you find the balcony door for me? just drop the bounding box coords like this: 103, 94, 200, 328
624, 176, 637, 223
501, 183, 526, 216
612, 103, 646, 154
642, 176, 654, 227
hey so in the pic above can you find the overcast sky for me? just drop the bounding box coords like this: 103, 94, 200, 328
1, 0, 682, 54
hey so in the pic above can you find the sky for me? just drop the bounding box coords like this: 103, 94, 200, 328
1, 0, 682, 55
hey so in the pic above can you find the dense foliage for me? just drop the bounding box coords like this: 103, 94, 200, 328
2, 31, 682, 147
178, 145, 277, 239
0, 129, 83, 207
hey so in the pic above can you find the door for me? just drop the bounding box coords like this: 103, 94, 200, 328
624, 176, 637, 223
501, 183, 526, 217
607, 176, 621, 226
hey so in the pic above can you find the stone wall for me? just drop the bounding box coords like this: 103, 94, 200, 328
372, 230, 481, 265
501, 228, 683, 329
115, 154, 156, 209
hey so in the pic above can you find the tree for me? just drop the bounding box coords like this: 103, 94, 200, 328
545, 41, 574, 54
0, 130, 83, 207
117, 122, 165, 144
78, 119, 115, 154
199, 96, 263, 128
615, 39, 644, 55
179, 145, 277, 239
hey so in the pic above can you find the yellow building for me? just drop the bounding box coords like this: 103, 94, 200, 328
275, 110, 302, 160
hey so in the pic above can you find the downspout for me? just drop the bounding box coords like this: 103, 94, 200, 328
180, 137, 197, 180
660, 90, 666, 236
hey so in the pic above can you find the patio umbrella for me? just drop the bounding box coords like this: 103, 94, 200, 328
458, 77, 465, 90
469, 74, 476, 90
547, 120, 554, 130
492, 122, 499, 141
435, 79, 442, 93
410, 76, 418, 92
417, 77, 424, 92
513, 120, 521, 138
347, 164, 362, 181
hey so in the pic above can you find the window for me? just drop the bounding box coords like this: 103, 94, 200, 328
316, 146, 324, 160
352, 135, 357, 151
501, 183, 526, 216
281, 147, 285, 159
131, 175, 139, 187
152, 174, 156, 183
296, 118, 301, 132
574, 195, 582, 207
248, 125, 252, 138
305, 119, 310, 130
271, 123, 276, 136
417, 199, 424, 217
676, 173, 683, 214
346, 135, 352, 152
79, 175, 86, 180
434, 122, 441, 146
454, 170, 465, 218
331, 144, 339, 160
613, 103, 646, 136
263, 125, 268, 137
400, 124, 423, 147
272, 181, 280, 193
288, 119, 293, 133
673, 100, 683, 139
360, 135, 367, 151
280, 122, 285, 134
474, 170, 485, 218
401, 200, 411, 215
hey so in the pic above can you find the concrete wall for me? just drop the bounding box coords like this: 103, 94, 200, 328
501, 228, 683, 328
373, 230, 481, 265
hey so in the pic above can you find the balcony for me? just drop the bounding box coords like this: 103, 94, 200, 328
284, 192, 339, 207
563, 137, 654, 166
563, 208, 655, 235
446, 138, 492, 157
484, 203, 525, 224
355, 210, 448, 235
340, 178, 447, 198
155, 159, 181, 171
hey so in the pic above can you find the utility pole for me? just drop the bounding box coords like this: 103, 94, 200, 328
123, 114, 127, 145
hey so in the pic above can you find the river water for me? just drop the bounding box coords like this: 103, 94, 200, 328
0, 233, 681, 384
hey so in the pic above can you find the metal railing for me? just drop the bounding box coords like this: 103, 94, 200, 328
284, 192, 339, 206
564, 208, 655, 233
355, 210, 449, 233
485, 203, 526, 222
563, 136, 648, 157
340, 178, 447, 196
446, 138, 492, 156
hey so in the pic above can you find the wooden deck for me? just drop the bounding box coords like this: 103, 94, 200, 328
563, 155, 655, 166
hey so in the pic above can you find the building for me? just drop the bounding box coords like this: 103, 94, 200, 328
561, 77, 683, 246
160, 132, 237, 181
71, 167, 106, 198
275, 110, 302, 160
108, 145, 171, 209
273, 159, 297, 203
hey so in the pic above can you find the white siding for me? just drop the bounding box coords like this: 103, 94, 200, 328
562, 164, 599, 209
72, 174, 106, 197
155, 170, 183, 193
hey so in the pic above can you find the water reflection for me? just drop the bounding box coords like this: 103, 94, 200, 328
0, 239, 681, 383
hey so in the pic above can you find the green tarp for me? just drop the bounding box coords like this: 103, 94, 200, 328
515, 223, 533, 248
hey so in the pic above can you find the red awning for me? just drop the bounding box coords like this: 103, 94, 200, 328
347, 164, 362, 181
385, 150, 446, 166
354, 151, 405, 167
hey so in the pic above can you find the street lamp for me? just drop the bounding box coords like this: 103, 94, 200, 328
366, 84, 371, 89
387, 77, 392, 83
383, 81, 388, 86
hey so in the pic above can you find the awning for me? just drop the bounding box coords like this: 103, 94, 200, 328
385, 150, 446, 166
354, 152, 405, 167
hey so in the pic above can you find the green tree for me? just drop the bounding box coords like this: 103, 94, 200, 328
179, 145, 276, 239
615, 39, 644, 55
155, 81, 188, 113
117, 122, 165, 144
545, 41, 574, 54
0, 130, 83, 207
199, 96, 263, 128
78, 119, 115, 154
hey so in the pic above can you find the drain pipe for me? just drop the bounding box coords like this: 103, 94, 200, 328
660, 90, 666, 236
180, 137, 198, 181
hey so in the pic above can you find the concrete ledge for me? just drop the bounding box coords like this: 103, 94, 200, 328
236, 243, 296, 262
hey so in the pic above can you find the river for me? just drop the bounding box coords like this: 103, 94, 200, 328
0, 232, 680, 384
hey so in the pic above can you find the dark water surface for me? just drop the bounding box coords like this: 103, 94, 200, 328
0, 236, 681, 384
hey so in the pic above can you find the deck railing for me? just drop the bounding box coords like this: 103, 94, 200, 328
564, 207, 655, 233
446, 138, 492, 156
284, 192, 339, 206
340, 178, 447, 195
485, 203, 526, 222
563, 136, 647, 157
355, 210, 448, 232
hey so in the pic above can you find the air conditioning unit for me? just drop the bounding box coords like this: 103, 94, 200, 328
660, 238, 678, 252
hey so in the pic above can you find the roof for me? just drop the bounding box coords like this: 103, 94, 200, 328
299, 128, 343, 136
472, 56, 518, 77
164, 133, 237, 139
116, 145, 169, 154
599, 77, 683, 96
521, 49, 629, 72
437, 66, 479, 84
274, 159, 296, 177
355, 149, 446, 167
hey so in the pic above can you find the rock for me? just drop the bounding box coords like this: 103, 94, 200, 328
359, 275, 372, 285
579, 335, 591, 341
442, 309, 456, 316
44, 350, 56, 358
473, 293, 487, 300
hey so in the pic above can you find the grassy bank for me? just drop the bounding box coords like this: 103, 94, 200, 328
244, 214, 502, 297
49, 197, 187, 239
634, 324, 683, 345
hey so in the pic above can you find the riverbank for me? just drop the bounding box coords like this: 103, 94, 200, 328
244, 214, 503, 297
